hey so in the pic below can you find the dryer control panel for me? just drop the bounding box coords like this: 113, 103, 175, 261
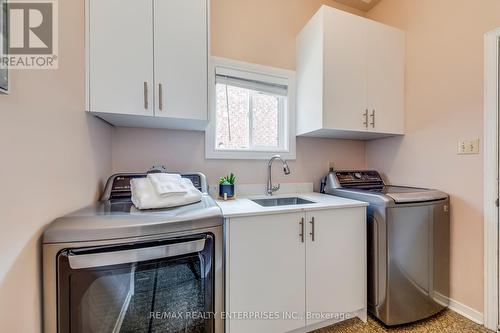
102, 172, 207, 201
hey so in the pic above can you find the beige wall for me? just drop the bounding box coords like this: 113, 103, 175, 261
112, 128, 366, 191
211, 0, 365, 70
366, 0, 500, 312
113, 0, 368, 188
0, 0, 112, 332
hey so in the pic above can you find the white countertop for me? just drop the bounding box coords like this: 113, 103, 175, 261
215, 192, 368, 218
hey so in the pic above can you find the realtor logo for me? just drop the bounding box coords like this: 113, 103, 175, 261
1, 0, 58, 69
8, 2, 53, 54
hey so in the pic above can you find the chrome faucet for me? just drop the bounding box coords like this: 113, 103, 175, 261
267, 155, 291, 196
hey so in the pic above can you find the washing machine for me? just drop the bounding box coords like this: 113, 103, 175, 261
325, 170, 450, 326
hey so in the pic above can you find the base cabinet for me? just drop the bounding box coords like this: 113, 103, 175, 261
226, 207, 366, 333
305, 209, 366, 327
226, 212, 306, 333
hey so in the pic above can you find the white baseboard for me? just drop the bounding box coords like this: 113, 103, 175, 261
434, 292, 484, 325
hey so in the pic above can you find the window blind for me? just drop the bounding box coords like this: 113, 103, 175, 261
215, 67, 288, 97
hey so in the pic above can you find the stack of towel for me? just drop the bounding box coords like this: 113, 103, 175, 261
131, 173, 203, 210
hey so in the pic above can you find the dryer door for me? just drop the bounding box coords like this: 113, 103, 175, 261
57, 234, 215, 333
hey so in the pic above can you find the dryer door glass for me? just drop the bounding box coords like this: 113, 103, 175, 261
57, 234, 214, 333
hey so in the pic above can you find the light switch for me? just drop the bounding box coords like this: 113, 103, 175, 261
458, 139, 480, 155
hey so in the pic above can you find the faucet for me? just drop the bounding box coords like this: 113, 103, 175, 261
267, 155, 291, 196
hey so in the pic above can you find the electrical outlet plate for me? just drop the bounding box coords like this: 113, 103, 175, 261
458, 139, 480, 155
329, 161, 335, 171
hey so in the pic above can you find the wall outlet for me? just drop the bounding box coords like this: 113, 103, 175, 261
329, 161, 335, 171
458, 139, 480, 155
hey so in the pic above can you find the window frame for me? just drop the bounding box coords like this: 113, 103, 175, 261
206, 57, 296, 160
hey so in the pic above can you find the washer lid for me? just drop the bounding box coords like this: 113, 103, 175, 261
381, 186, 448, 203
43, 195, 222, 244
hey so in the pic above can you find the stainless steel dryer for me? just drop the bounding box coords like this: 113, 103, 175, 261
325, 170, 450, 326
43, 172, 224, 333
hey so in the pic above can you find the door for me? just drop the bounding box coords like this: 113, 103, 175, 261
366, 20, 405, 134
305, 208, 366, 326
57, 234, 214, 333
323, 7, 368, 132
228, 213, 306, 333
154, 0, 208, 120
88, 0, 154, 116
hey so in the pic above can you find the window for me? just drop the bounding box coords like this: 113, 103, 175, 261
215, 75, 286, 151
206, 58, 296, 160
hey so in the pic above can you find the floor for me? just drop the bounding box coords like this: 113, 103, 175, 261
315, 310, 493, 333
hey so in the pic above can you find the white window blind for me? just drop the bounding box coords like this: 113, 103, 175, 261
215, 75, 288, 97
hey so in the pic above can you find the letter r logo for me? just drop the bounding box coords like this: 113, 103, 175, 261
7, 2, 53, 54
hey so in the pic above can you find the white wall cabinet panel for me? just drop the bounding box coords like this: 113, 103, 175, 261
88, 0, 154, 116
323, 7, 368, 132
154, 0, 208, 121
86, 0, 208, 130
297, 5, 405, 140
366, 20, 405, 135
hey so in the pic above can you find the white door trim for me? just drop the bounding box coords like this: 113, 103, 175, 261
484, 27, 500, 332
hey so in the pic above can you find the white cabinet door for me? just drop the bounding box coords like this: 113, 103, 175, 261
296, 6, 405, 139
323, 7, 368, 132
366, 20, 405, 134
88, 0, 154, 115
305, 208, 366, 326
228, 213, 306, 333
154, 0, 208, 120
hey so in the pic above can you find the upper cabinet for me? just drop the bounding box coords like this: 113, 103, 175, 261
87, 0, 154, 117
297, 6, 405, 140
86, 0, 209, 131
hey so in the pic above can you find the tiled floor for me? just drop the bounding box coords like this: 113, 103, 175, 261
314, 310, 492, 333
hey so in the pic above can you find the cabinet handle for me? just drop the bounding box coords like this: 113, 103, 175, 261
309, 217, 315, 242
143, 82, 149, 110
299, 218, 305, 243
370, 110, 376, 128
159, 83, 163, 111
363, 109, 368, 128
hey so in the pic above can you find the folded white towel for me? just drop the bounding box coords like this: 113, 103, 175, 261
131, 178, 202, 210
147, 173, 189, 197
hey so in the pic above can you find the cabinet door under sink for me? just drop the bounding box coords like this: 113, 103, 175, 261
227, 212, 306, 333
305, 208, 366, 326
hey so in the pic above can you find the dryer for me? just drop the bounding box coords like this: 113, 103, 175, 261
43, 172, 223, 333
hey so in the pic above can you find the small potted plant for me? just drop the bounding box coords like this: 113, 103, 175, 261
219, 173, 236, 199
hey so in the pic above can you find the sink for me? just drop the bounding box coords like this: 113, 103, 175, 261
251, 197, 316, 207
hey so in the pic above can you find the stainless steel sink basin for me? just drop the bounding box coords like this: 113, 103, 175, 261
251, 197, 316, 207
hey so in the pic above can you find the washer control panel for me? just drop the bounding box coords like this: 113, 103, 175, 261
334, 170, 384, 188
336, 171, 381, 183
